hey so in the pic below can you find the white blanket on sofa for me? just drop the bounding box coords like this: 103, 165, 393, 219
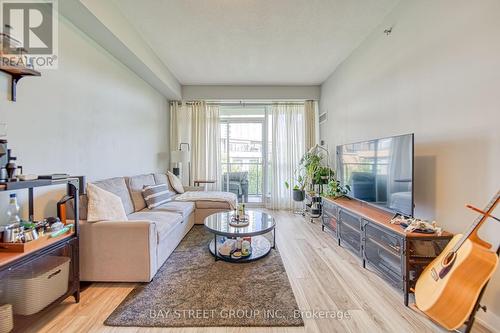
175, 191, 238, 209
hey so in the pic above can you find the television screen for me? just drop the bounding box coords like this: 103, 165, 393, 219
336, 134, 414, 216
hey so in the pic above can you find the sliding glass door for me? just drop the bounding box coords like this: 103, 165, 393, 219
220, 107, 266, 204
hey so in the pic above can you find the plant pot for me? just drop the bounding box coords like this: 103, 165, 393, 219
292, 189, 305, 202
311, 208, 321, 216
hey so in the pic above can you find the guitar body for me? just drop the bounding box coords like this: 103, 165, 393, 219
415, 234, 499, 330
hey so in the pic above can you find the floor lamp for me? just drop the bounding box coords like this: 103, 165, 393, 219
171, 143, 191, 185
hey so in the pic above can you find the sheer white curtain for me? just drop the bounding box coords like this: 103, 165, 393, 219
191, 102, 220, 190
170, 101, 220, 189
268, 104, 306, 210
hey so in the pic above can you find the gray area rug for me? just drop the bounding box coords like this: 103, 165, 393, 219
105, 225, 304, 327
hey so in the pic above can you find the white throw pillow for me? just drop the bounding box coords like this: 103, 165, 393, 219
167, 171, 185, 194
87, 183, 128, 222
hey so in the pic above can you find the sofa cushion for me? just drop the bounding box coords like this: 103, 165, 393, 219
167, 171, 185, 194
87, 183, 128, 222
195, 200, 232, 209
154, 173, 176, 192
127, 210, 183, 243
93, 177, 134, 215
142, 184, 175, 209
152, 201, 195, 219
127, 174, 156, 212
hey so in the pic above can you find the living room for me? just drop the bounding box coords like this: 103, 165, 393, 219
0, 0, 499, 332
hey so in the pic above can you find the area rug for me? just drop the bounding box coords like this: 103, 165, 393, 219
105, 225, 304, 327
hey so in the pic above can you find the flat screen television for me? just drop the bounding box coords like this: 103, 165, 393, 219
336, 133, 414, 217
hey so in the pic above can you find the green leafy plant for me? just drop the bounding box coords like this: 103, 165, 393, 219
313, 165, 332, 184
286, 150, 337, 193
325, 178, 351, 198
300, 152, 322, 187
284, 170, 306, 191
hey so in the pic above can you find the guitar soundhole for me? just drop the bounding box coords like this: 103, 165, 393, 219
442, 252, 455, 267
438, 252, 457, 279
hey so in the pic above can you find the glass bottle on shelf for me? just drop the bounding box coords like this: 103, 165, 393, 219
5, 193, 20, 225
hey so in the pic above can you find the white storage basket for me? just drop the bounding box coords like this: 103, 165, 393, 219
0, 303, 14, 333
4, 256, 70, 316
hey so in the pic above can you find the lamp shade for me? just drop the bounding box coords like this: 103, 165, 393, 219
171, 150, 190, 163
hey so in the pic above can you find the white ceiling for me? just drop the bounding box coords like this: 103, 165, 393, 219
113, 0, 398, 85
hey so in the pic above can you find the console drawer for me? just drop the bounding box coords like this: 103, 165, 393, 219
339, 222, 361, 255
365, 238, 403, 289
339, 209, 361, 232
363, 221, 403, 289
364, 221, 403, 256
322, 211, 338, 236
322, 200, 337, 216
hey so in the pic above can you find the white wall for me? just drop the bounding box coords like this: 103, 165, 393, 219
320, 0, 500, 329
182, 85, 320, 100
0, 15, 169, 220
60, 0, 182, 99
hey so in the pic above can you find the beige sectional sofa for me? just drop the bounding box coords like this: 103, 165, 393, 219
71, 173, 233, 282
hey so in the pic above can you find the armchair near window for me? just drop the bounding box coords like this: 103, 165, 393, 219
222, 172, 249, 202
351, 172, 376, 202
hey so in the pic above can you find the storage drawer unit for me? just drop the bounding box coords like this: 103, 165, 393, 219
320, 196, 453, 305
363, 221, 404, 289
339, 209, 362, 255
364, 220, 403, 256
322, 199, 337, 216
339, 209, 361, 232
322, 200, 338, 237
339, 222, 361, 255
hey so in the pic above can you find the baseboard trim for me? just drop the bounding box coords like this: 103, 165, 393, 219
476, 310, 500, 333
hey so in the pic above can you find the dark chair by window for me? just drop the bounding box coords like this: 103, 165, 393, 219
351, 172, 376, 202
222, 172, 249, 202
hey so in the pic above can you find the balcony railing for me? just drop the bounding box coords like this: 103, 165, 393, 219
222, 162, 262, 196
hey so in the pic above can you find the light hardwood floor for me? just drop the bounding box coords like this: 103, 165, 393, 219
29, 210, 490, 333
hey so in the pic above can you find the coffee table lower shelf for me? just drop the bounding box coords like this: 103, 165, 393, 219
209, 235, 272, 263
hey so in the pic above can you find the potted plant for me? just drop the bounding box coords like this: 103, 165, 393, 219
285, 172, 306, 202
299, 151, 323, 190
313, 165, 332, 185
325, 177, 351, 198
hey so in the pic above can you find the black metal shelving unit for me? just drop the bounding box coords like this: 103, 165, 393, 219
0, 177, 80, 332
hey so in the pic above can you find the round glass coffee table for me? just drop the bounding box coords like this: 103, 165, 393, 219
204, 210, 276, 263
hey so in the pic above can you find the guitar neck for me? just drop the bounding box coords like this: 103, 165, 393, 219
452, 191, 500, 253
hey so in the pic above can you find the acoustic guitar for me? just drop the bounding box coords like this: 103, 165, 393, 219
415, 191, 499, 330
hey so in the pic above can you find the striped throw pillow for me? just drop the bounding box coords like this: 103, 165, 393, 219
142, 184, 174, 209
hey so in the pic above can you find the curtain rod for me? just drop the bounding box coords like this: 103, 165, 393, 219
171, 100, 317, 106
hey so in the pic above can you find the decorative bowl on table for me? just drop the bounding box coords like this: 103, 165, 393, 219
229, 214, 249, 227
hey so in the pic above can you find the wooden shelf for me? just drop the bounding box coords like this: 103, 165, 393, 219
0, 63, 40, 76
0, 232, 73, 267
0, 63, 41, 101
